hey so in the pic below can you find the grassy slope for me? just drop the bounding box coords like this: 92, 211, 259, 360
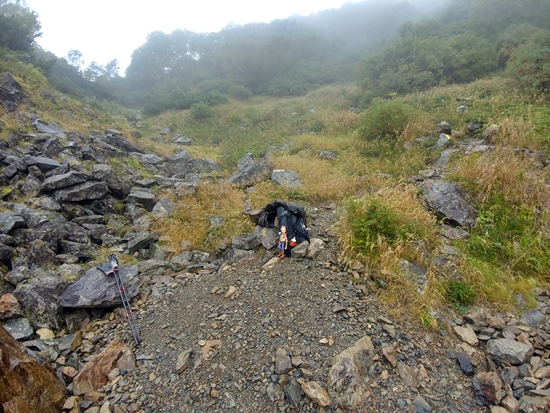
2, 50, 549, 325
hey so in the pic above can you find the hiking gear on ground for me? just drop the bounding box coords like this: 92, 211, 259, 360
97, 254, 141, 346
259, 200, 309, 257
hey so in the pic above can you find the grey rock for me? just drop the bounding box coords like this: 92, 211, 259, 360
125, 231, 159, 253
290, 241, 309, 259
13, 273, 67, 329
41, 171, 90, 192
4, 317, 33, 340
159, 128, 170, 135
441, 225, 470, 240
129, 152, 165, 165
222, 249, 255, 264
237, 153, 255, 171
487, 339, 534, 365
43, 137, 63, 158
58, 264, 139, 308
32, 119, 66, 139
28, 239, 59, 267
103, 130, 143, 153
231, 233, 261, 250
430, 133, 450, 149
456, 105, 469, 114
271, 169, 304, 189
473, 372, 502, 406
457, 351, 474, 376
58, 240, 95, 259
0, 72, 24, 112
21, 174, 41, 196
0, 212, 26, 233
519, 309, 545, 328
5, 266, 32, 286
421, 180, 478, 229
54, 181, 109, 202
170, 251, 210, 272
126, 191, 157, 212
253, 226, 278, 249
275, 347, 292, 374
172, 136, 192, 146
90, 164, 130, 198
319, 150, 337, 160
191, 158, 222, 174
398, 260, 427, 291
284, 379, 303, 406
152, 197, 177, 218
25, 156, 60, 172
468, 122, 483, 134
227, 159, 273, 187
412, 395, 432, 413
483, 125, 500, 143
436, 121, 451, 135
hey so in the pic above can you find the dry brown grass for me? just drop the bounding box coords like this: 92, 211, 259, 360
452, 148, 549, 207
153, 181, 254, 254
489, 116, 540, 150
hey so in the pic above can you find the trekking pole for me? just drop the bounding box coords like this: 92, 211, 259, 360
98, 254, 141, 346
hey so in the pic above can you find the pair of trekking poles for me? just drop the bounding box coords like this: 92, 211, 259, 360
97, 254, 141, 346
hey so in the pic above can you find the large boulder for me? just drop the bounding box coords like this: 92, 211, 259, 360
41, 170, 90, 192
103, 130, 143, 154
227, 159, 273, 187
32, 119, 67, 139
90, 164, 131, 198
13, 273, 67, 330
420, 180, 478, 229
0, 323, 68, 412
54, 181, 109, 202
58, 264, 140, 308
0, 211, 26, 234
271, 169, 304, 189
126, 190, 157, 212
192, 158, 222, 174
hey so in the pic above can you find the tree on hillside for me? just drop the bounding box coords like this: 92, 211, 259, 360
507, 29, 550, 95
0, 0, 41, 51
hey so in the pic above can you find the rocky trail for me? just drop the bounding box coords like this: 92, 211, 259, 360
53, 206, 473, 413
42, 206, 549, 413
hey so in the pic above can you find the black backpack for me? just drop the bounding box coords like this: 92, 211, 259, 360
258, 200, 309, 255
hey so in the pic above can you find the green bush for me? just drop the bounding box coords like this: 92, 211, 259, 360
189, 101, 214, 120
358, 99, 415, 141
347, 196, 419, 259
228, 85, 253, 100
445, 280, 477, 314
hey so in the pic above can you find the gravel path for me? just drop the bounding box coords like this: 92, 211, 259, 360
95, 205, 484, 413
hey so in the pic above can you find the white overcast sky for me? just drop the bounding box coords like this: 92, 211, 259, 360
25, 0, 361, 74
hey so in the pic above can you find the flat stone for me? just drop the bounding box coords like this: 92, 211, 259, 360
454, 324, 479, 346
3, 317, 33, 340
300, 381, 330, 407
412, 394, 433, 413
486, 339, 534, 365
397, 361, 419, 388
